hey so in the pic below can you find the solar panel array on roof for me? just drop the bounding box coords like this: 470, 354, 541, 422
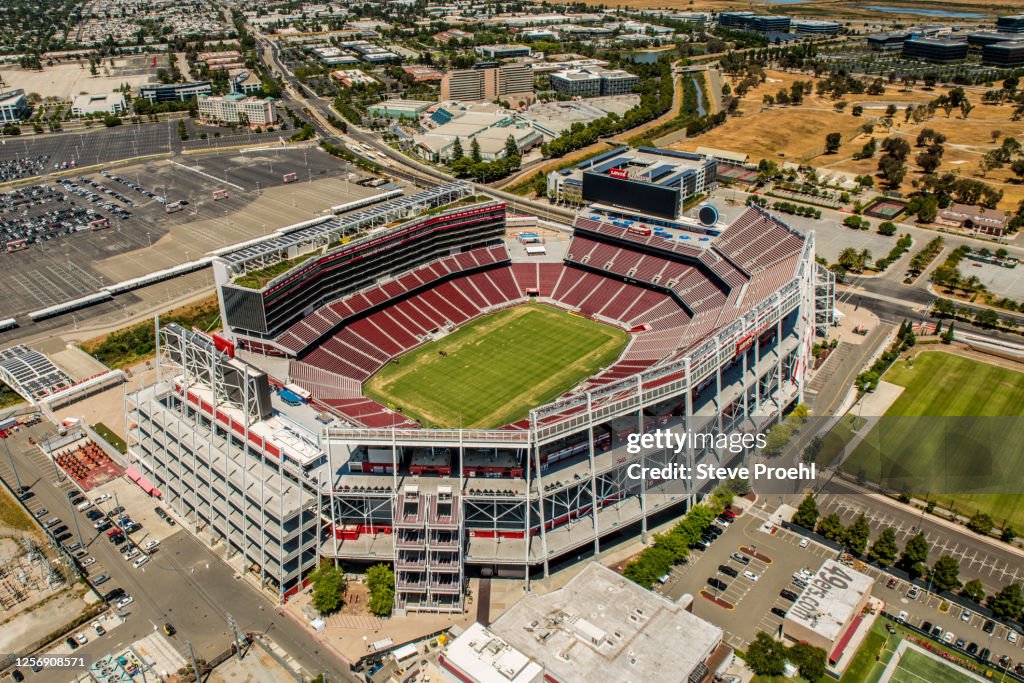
218, 182, 471, 269
592, 158, 627, 174
0, 345, 74, 400
645, 164, 675, 182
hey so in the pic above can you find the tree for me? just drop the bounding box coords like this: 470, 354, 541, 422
987, 583, 1024, 620
451, 136, 463, 161
366, 563, 395, 617
746, 632, 787, 676
899, 533, 930, 578
816, 513, 845, 542
852, 104, 863, 117
869, 527, 899, 566
878, 221, 897, 236
504, 134, 519, 159
916, 151, 942, 174
788, 642, 827, 682
1002, 526, 1016, 543
470, 137, 482, 163
845, 514, 871, 555
930, 556, 962, 592
915, 195, 938, 223
967, 511, 994, 534
309, 564, 347, 615
825, 132, 842, 154
793, 494, 819, 530
962, 579, 986, 603
879, 156, 906, 189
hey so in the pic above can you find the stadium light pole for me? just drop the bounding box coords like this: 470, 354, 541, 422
3, 437, 22, 492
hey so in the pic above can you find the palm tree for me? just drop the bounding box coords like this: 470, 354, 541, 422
837, 248, 860, 271
859, 249, 872, 269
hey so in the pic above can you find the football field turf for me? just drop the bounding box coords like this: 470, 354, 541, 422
364, 304, 629, 428
882, 647, 973, 683
842, 351, 1024, 529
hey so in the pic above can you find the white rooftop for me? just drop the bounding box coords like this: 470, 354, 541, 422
489, 563, 722, 683
441, 622, 544, 683
785, 559, 874, 642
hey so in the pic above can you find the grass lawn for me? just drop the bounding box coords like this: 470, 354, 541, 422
0, 486, 36, 533
364, 304, 628, 428
92, 422, 126, 454
815, 414, 866, 468
842, 351, 1024, 530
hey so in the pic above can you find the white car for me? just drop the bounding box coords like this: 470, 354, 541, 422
1009, 631, 1019, 644
942, 631, 955, 644
81, 557, 96, 567
116, 596, 134, 609
799, 538, 810, 548
94, 494, 111, 503
75, 632, 87, 645
123, 549, 139, 561
92, 621, 106, 636
961, 609, 973, 622
132, 556, 149, 568
743, 571, 760, 582
143, 539, 160, 550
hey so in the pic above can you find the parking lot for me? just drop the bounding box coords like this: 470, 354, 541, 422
817, 491, 1024, 595
661, 497, 1024, 670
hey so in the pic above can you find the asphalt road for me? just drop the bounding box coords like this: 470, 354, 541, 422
0, 422, 357, 682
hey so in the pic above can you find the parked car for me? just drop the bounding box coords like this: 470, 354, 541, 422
979, 647, 991, 663
123, 549, 139, 561
942, 631, 955, 645
897, 611, 908, 624
798, 538, 809, 548
143, 539, 160, 551
961, 609, 973, 622
719, 565, 738, 578
967, 642, 979, 656
65, 637, 78, 650
132, 556, 149, 569
780, 589, 799, 602
163, 623, 176, 636
984, 620, 996, 634
886, 577, 898, 589
116, 596, 134, 609
743, 571, 760, 582
92, 621, 106, 636
931, 625, 943, 638
75, 632, 87, 645
793, 578, 808, 589
922, 621, 933, 634
1008, 631, 1019, 644
771, 607, 788, 618
731, 552, 750, 565
81, 557, 96, 567
34, 507, 48, 518
906, 586, 920, 599
93, 574, 110, 585
708, 578, 728, 591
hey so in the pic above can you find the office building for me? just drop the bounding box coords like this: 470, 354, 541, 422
548, 67, 639, 97
901, 37, 969, 63
717, 11, 756, 28
0, 90, 30, 123
868, 32, 910, 51
997, 14, 1024, 33
475, 44, 532, 59
139, 82, 212, 103
982, 40, 1024, 67
367, 99, 434, 120
440, 64, 534, 102
791, 19, 843, 35
71, 93, 126, 116
197, 93, 276, 127
547, 146, 716, 219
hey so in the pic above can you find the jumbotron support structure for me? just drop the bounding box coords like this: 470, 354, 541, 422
126, 191, 831, 612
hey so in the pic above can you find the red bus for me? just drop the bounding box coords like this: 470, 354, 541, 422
627, 225, 652, 237
282, 172, 298, 184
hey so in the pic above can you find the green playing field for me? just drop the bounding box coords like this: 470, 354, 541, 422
842, 351, 1024, 530
364, 304, 629, 429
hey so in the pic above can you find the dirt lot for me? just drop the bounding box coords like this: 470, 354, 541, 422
576, 0, 1002, 16
672, 70, 1024, 210
0, 57, 156, 100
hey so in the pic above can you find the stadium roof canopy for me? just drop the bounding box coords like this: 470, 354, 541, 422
0, 345, 74, 402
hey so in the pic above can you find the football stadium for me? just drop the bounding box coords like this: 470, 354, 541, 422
126, 180, 833, 611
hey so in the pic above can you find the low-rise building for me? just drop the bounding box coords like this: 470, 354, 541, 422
868, 32, 911, 51
71, 93, 126, 116
783, 560, 874, 665
791, 19, 843, 35
330, 70, 380, 87
139, 82, 212, 103
997, 14, 1024, 33
197, 93, 276, 127
475, 562, 725, 683
982, 40, 1024, 67
902, 37, 969, 63
548, 67, 638, 97
414, 102, 541, 162
0, 89, 30, 123
936, 203, 1009, 236
402, 65, 444, 83
368, 99, 434, 120
475, 44, 533, 60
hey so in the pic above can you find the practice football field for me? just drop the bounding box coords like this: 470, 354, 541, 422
364, 304, 629, 428
881, 647, 973, 683
842, 351, 1024, 529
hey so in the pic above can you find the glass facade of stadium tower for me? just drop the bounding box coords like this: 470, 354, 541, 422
125, 196, 834, 612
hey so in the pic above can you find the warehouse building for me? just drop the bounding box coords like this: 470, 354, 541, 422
783, 560, 874, 664
982, 40, 1024, 67
901, 37, 969, 63
548, 67, 638, 97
